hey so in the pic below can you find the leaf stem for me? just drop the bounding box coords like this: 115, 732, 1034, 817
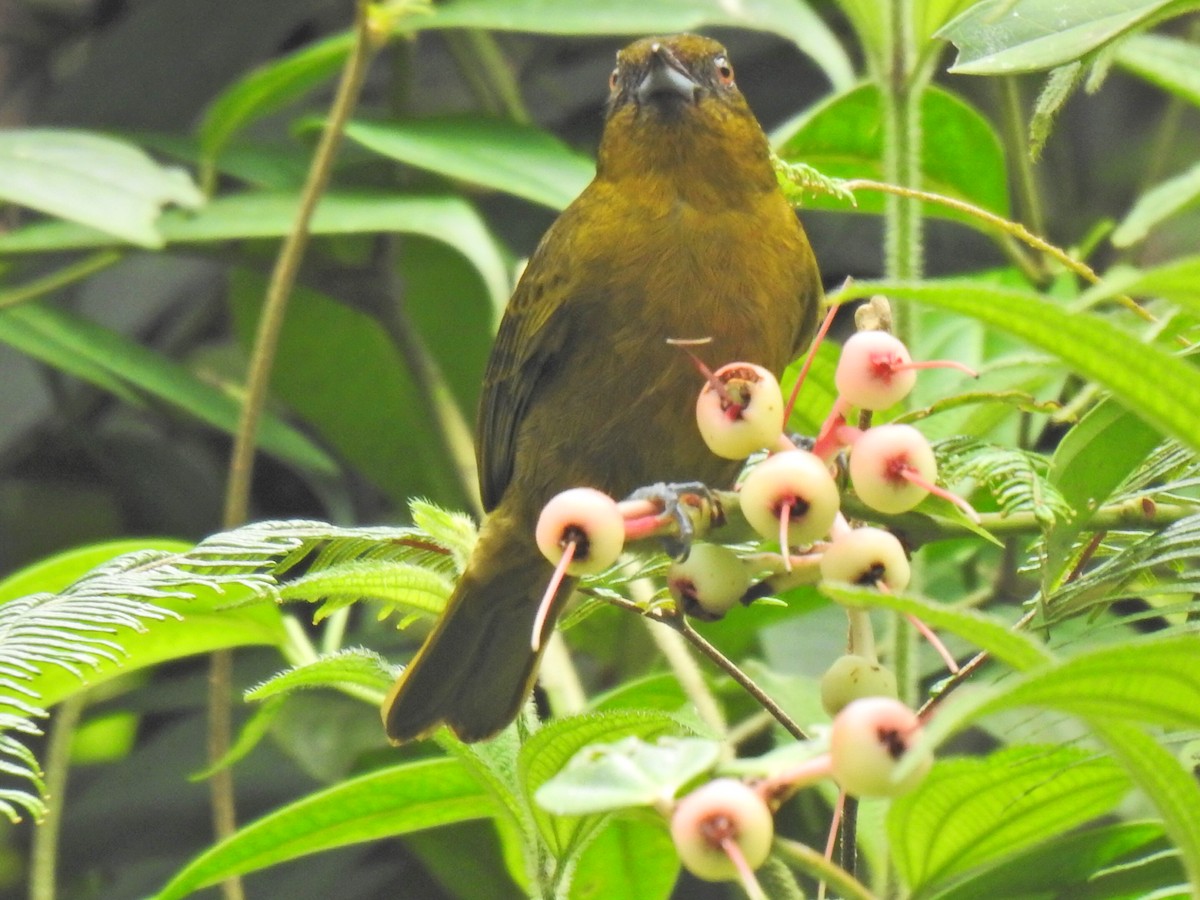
0, 251, 123, 310
772, 836, 878, 900
28, 695, 85, 900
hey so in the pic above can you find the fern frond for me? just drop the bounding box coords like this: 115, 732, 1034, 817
1113, 440, 1200, 504
936, 436, 1071, 526
1045, 514, 1200, 622
0, 508, 472, 825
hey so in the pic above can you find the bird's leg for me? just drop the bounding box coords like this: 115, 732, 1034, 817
624, 481, 722, 560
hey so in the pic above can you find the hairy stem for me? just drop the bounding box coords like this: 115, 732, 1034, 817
837, 180, 1154, 323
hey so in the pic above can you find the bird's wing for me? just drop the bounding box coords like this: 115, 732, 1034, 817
476, 202, 588, 511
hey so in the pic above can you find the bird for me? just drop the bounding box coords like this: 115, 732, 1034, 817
382, 33, 822, 743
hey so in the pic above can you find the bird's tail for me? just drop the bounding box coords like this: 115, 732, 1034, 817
381, 518, 565, 744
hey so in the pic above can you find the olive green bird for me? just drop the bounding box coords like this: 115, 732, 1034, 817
383, 33, 822, 743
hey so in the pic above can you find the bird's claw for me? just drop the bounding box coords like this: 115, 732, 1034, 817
625, 481, 722, 561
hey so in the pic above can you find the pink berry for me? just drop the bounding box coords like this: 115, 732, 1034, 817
668, 543, 751, 621
848, 424, 937, 514
670, 778, 774, 882
740, 450, 840, 548
696, 362, 785, 460
829, 697, 932, 797
819, 526, 911, 592
835, 331, 917, 410
535, 488, 625, 575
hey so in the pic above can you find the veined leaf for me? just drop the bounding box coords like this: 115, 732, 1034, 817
151, 758, 495, 900
977, 635, 1200, 731
570, 814, 678, 900
521, 712, 688, 853
891, 745, 1131, 892
819, 584, 1051, 672
1089, 720, 1200, 893
931, 820, 1172, 900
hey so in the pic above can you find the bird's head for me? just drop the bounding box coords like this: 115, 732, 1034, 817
596, 34, 774, 195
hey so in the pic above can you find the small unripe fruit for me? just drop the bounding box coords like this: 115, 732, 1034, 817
820, 654, 898, 716
668, 543, 751, 621
535, 488, 624, 575
740, 450, 840, 548
848, 424, 937, 514
670, 778, 774, 882
835, 330, 916, 410
819, 526, 910, 592
830, 697, 932, 797
696, 362, 785, 460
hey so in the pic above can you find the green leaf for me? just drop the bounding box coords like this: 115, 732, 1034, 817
534, 734, 719, 818
1117, 32, 1200, 107
245, 648, 396, 703
978, 635, 1200, 730
931, 820, 1171, 900
199, 31, 355, 162
819, 584, 1052, 672
890, 745, 1131, 893
411, 0, 856, 91
0, 129, 202, 248
151, 758, 495, 900
0, 191, 511, 311
1044, 397, 1163, 591
1112, 160, 1200, 247
939, 0, 1195, 75
569, 814, 679, 900
775, 84, 1009, 220
279, 560, 454, 623
341, 117, 594, 211
835, 279, 1200, 455
522, 712, 688, 852
0, 303, 338, 475
1089, 720, 1200, 893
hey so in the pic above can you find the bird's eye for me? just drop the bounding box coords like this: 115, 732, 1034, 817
609, 67, 619, 91
714, 56, 734, 85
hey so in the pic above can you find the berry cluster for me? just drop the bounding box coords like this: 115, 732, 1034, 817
532, 319, 975, 887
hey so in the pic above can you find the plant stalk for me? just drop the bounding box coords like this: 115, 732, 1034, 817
211, 6, 386, 898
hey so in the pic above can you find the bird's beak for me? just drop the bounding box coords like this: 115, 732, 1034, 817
635, 42, 698, 108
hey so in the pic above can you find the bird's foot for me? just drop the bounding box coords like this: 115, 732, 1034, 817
624, 481, 723, 560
